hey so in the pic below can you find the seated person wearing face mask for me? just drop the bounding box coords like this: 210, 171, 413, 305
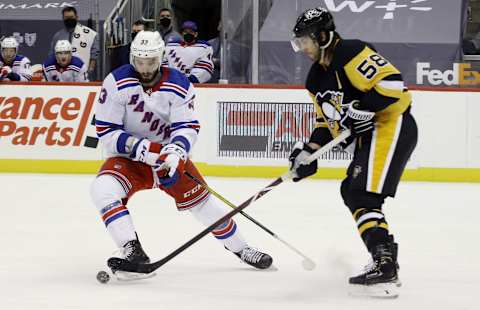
162, 21, 214, 83
0, 37, 32, 81
43, 40, 88, 82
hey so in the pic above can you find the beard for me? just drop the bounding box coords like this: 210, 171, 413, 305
139, 69, 160, 85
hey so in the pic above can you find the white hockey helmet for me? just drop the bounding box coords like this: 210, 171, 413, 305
1, 37, 19, 50
55, 40, 72, 53
130, 30, 165, 76
1, 37, 19, 62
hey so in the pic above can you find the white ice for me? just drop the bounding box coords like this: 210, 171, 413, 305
1, 173, 479, 310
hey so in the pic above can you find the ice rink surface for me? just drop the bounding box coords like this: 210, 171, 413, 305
1, 173, 479, 310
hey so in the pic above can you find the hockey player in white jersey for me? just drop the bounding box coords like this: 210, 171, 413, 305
43, 40, 89, 82
0, 37, 32, 81
90, 31, 272, 279
162, 21, 214, 83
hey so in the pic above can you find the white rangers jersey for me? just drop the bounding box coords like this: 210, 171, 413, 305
95, 64, 199, 159
0, 54, 32, 81
162, 39, 214, 83
43, 55, 88, 82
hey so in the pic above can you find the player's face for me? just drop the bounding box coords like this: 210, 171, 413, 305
291, 36, 319, 61
1, 48, 16, 63
133, 56, 160, 82
55, 51, 72, 67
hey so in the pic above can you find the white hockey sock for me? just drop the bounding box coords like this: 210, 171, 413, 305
190, 196, 247, 253
90, 174, 137, 248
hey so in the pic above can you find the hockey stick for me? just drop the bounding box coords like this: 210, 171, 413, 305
184, 171, 317, 270
107, 130, 351, 274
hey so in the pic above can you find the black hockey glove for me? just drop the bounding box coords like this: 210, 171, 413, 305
288, 142, 318, 182
344, 102, 375, 138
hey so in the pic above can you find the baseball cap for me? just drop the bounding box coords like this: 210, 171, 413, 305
181, 20, 198, 31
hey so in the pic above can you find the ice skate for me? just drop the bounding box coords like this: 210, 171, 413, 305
108, 239, 156, 281
230, 246, 273, 270
348, 242, 400, 298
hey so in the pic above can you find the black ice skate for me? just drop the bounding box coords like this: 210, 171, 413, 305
107, 239, 156, 281
348, 242, 400, 298
121, 239, 150, 264
232, 246, 273, 270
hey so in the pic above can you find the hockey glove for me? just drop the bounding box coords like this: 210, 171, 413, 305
129, 138, 162, 165
155, 143, 187, 188
288, 141, 318, 182
344, 102, 375, 138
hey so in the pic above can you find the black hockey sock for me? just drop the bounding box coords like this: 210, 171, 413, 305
352, 207, 390, 252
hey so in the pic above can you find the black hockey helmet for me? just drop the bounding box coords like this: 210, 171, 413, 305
292, 7, 335, 51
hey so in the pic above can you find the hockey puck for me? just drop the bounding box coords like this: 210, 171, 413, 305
96, 270, 110, 284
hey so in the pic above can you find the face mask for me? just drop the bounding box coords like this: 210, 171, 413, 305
183, 33, 195, 44
160, 17, 171, 28
131, 32, 138, 41
64, 18, 77, 29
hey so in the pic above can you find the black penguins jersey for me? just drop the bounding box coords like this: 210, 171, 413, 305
305, 39, 411, 146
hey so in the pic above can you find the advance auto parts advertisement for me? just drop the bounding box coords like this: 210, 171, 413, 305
217, 101, 352, 163
0, 84, 101, 160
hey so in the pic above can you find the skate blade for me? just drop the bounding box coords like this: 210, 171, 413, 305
114, 270, 157, 281
237, 260, 278, 271
348, 282, 399, 299
261, 264, 278, 271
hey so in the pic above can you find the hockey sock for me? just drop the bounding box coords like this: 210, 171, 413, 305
101, 201, 137, 248
91, 174, 137, 248
352, 207, 389, 252
190, 196, 247, 253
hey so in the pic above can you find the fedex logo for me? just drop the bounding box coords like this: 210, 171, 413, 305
417, 63, 480, 86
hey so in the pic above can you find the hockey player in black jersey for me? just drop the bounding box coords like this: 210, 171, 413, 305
289, 7, 417, 298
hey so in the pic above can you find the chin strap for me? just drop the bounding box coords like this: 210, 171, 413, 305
318, 31, 335, 64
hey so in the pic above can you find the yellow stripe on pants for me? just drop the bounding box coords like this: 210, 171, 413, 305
368, 116, 401, 193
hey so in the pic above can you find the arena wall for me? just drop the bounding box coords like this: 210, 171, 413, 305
0, 82, 478, 182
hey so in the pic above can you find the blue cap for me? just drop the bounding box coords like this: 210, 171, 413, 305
181, 20, 198, 31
